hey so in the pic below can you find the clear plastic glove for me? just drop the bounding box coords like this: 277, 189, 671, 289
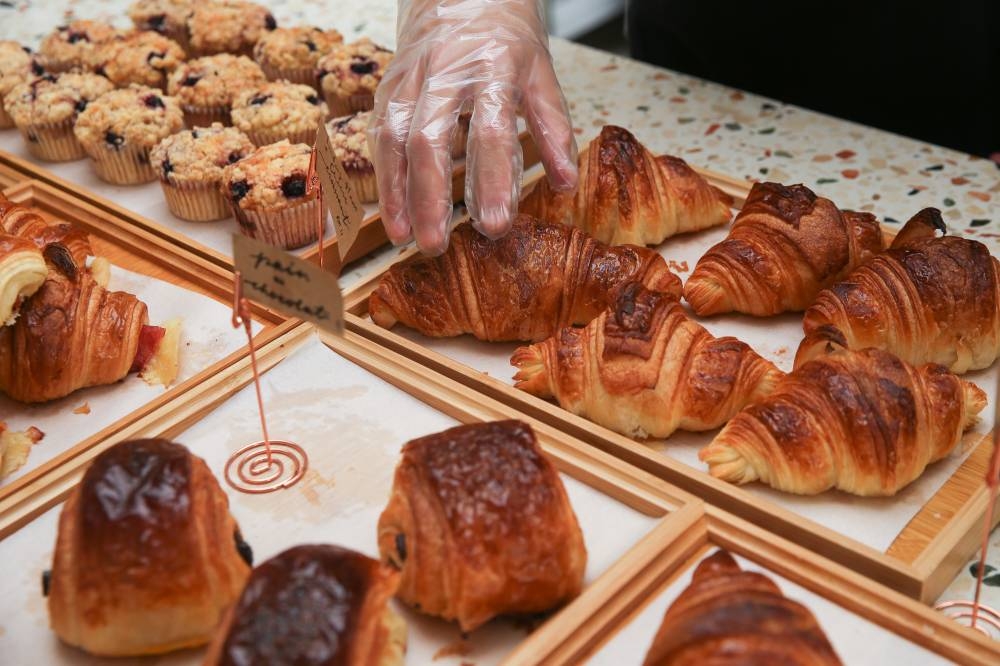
368, 0, 578, 255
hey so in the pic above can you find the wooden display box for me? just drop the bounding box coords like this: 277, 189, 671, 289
341, 168, 1000, 604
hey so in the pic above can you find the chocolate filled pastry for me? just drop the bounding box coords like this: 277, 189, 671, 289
203, 545, 406, 666
46, 438, 252, 656
369, 214, 682, 342
0, 233, 46, 325
378, 420, 587, 631
0, 193, 93, 277
643, 549, 841, 665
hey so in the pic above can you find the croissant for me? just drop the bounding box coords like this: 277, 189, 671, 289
644, 549, 841, 665
512, 283, 783, 439
370, 214, 682, 342
796, 208, 1000, 373
203, 545, 406, 666
47, 439, 253, 656
377, 420, 587, 631
0, 193, 93, 277
519, 125, 733, 246
700, 347, 986, 496
0, 233, 47, 325
684, 182, 884, 316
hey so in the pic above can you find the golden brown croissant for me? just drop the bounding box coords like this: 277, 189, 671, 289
370, 214, 682, 342
0, 193, 93, 278
47, 438, 252, 656
796, 208, 1000, 373
512, 283, 783, 439
684, 182, 884, 316
0, 233, 47, 325
643, 549, 841, 665
700, 347, 986, 496
520, 125, 733, 246
377, 420, 587, 632
203, 545, 406, 666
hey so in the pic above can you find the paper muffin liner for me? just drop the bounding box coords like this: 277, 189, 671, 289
160, 179, 231, 221
86, 143, 157, 185
182, 104, 231, 129
0, 103, 13, 130
232, 194, 324, 250
323, 90, 374, 119
18, 119, 86, 161
345, 167, 378, 204
245, 127, 315, 148
259, 63, 317, 88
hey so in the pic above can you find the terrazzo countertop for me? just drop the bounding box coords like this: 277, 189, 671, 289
3, 0, 1000, 639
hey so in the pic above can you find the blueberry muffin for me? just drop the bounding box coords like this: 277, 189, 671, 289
127, 0, 194, 52
0, 41, 44, 129
4, 72, 114, 161
167, 54, 266, 127
38, 20, 123, 73
253, 26, 342, 86
88, 31, 186, 91
150, 123, 254, 220
316, 38, 393, 117
74, 85, 184, 184
326, 112, 377, 203
186, 0, 276, 57
221, 140, 323, 249
231, 80, 328, 147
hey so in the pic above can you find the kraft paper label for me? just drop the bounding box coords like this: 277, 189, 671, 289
315, 122, 364, 262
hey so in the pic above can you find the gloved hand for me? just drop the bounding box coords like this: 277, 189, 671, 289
368, 0, 578, 255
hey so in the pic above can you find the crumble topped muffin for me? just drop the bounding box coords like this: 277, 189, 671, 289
253, 26, 342, 85
221, 140, 322, 248
4, 72, 114, 160
186, 0, 276, 57
231, 80, 328, 146
0, 42, 44, 128
74, 85, 184, 183
128, 0, 194, 49
150, 123, 254, 220
38, 20, 123, 73
167, 54, 266, 126
89, 31, 186, 90
325, 111, 377, 203
316, 38, 393, 116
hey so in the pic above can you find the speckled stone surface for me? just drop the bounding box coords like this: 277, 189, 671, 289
3, 0, 1000, 627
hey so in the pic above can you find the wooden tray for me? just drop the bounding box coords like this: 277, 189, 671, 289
0, 128, 541, 276
0, 177, 288, 531
341, 169, 1000, 604
0, 321, 696, 665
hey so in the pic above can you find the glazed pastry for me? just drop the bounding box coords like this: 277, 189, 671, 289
520, 125, 733, 246
684, 182, 884, 316
378, 420, 587, 631
796, 208, 1000, 373
0, 233, 47, 325
47, 439, 253, 656
203, 545, 406, 666
643, 549, 841, 665
0, 421, 44, 480
0, 192, 93, 274
700, 348, 986, 496
512, 284, 782, 439
369, 215, 683, 342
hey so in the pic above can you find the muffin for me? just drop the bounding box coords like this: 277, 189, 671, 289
316, 38, 393, 117
74, 85, 184, 184
38, 20, 122, 73
88, 31, 186, 90
4, 73, 114, 161
221, 140, 323, 249
0, 42, 43, 129
128, 0, 194, 51
167, 54, 266, 127
150, 123, 255, 220
186, 0, 276, 57
232, 81, 328, 146
253, 26, 342, 86
326, 112, 377, 203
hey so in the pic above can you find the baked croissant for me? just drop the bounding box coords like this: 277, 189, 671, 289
796, 208, 1000, 373
684, 182, 884, 316
644, 549, 841, 665
512, 283, 783, 439
700, 347, 986, 496
47, 439, 253, 656
203, 545, 406, 666
377, 420, 587, 631
0, 233, 47, 325
520, 125, 733, 246
0, 193, 93, 277
370, 214, 682, 342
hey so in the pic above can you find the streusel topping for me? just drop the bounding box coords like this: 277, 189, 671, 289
39, 21, 122, 71
231, 81, 328, 135
326, 111, 373, 172
317, 38, 393, 97
89, 31, 186, 89
167, 54, 266, 108
151, 123, 254, 184
253, 26, 342, 71
0, 41, 43, 99
4, 72, 114, 126
221, 140, 315, 211
74, 85, 184, 150
128, 0, 194, 36
187, 1, 276, 55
